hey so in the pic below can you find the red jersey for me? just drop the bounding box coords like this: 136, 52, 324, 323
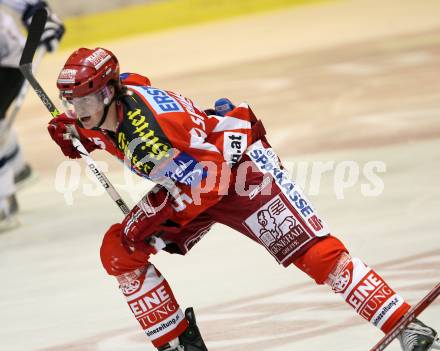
78, 73, 264, 226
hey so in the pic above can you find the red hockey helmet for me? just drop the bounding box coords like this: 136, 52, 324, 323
57, 47, 120, 99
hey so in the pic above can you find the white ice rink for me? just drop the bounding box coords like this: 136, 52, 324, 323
1, 1, 439, 350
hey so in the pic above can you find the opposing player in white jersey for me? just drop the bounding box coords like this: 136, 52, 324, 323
0, 0, 64, 230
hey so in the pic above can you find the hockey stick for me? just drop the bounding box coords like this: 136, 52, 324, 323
370, 283, 440, 351
19, 8, 130, 216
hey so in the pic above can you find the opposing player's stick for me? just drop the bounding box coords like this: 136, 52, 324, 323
370, 283, 440, 351
19, 8, 130, 216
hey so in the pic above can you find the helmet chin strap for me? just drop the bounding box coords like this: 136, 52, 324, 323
93, 96, 115, 130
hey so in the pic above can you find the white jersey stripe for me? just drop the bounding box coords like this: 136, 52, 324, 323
212, 115, 251, 133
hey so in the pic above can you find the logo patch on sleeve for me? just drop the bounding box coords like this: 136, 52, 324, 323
152, 152, 207, 186
130, 86, 184, 115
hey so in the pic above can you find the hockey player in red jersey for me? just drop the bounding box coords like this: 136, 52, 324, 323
48, 48, 439, 351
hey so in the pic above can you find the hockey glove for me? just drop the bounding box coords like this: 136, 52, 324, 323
204, 98, 235, 116
121, 185, 179, 253
47, 114, 100, 159
214, 98, 235, 116
22, 1, 65, 52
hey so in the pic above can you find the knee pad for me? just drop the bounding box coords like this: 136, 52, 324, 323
100, 223, 151, 277
293, 235, 348, 284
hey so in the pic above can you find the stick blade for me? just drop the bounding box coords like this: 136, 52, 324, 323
19, 8, 48, 66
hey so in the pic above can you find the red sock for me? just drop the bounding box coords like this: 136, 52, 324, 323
119, 264, 188, 347
294, 236, 410, 333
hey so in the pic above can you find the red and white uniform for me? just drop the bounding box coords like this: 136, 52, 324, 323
85, 73, 329, 264
80, 73, 258, 226
89, 74, 410, 346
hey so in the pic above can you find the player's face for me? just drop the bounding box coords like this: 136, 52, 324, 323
62, 86, 114, 129
79, 106, 105, 129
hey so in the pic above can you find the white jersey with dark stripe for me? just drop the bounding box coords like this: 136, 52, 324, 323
0, 10, 24, 68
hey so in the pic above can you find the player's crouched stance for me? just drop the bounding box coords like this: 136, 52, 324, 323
47, 47, 438, 351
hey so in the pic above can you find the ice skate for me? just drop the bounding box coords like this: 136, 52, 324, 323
0, 194, 20, 233
158, 307, 208, 351
398, 319, 440, 351
158, 339, 184, 351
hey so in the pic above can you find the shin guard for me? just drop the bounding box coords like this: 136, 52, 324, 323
326, 253, 410, 333
118, 264, 189, 348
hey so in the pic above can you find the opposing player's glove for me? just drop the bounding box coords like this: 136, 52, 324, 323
22, 1, 65, 52
47, 114, 100, 159
214, 98, 235, 116
121, 185, 179, 253
204, 98, 236, 116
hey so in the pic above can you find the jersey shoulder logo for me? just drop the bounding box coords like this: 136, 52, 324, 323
129, 85, 184, 115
